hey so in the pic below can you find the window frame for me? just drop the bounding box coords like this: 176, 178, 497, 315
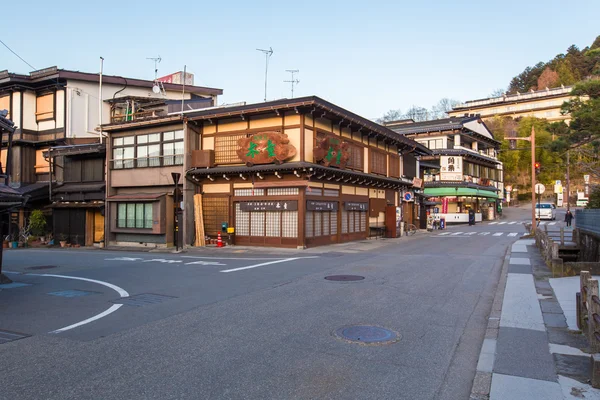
369, 149, 387, 176
36, 92, 55, 122
112, 130, 184, 169
117, 202, 154, 229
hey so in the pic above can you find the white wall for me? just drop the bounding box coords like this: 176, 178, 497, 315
66, 80, 196, 138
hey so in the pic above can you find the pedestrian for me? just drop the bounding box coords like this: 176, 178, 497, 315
565, 210, 574, 227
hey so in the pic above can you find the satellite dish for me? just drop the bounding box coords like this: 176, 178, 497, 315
152, 84, 161, 94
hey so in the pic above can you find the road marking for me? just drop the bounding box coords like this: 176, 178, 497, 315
498, 222, 507, 225
508, 233, 519, 237
539, 221, 546, 225
182, 256, 318, 260
508, 222, 518, 225
493, 232, 503, 236
50, 304, 123, 334
4, 272, 129, 333
185, 260, 226, 266
438, 232, 451, 236
220, 257, 304, 273
480, 232, 490, 236
466, 232, 477, 235
549, 222, 557, 225
489, 222, 498, 225
105, 257, 143, 261
451, 232, 463, 236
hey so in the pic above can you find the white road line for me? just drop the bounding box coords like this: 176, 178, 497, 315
451, 232, 463, 236
4, 272, 129, 334
489, 222, 499, 225
480, 232, 490, 236
438, 232, 451, 236
539, 221, 547, 225
508, 233, 519, 237
466, 232, 477, 235
182, 256, 318, 260
549, 222, 557, 225
508, 222, 517, 225
220, 257, 303, 273
498, 222, 507, 225
50, 304, 123, 334
493, 232, 503, 237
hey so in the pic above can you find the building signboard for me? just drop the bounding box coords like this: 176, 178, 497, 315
307, 200, 338, 211
344, 202, 368, 211
236, 132, 297, 165
440, 156, 463, 181
240, 201, 298, 212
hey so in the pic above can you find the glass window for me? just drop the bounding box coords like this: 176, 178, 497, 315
123, 147, 134, 168
138, 135, 148, 144
144, 204, 153, 228
123, 136, 135, 145
117, 203, 153, 229
117, 204, 127, 227
148, 133, 160, 142
114, 138, 123, 146
174, 130, 184, 140
126, 204, 135, 228
164, 131, 174, 141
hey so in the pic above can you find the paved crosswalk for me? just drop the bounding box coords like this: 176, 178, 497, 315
437, 231, 524, 237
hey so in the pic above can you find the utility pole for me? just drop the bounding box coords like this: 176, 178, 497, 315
284, 69, 300, 98
566, 150, 570, 211
508, 126, 537, 232
256, 47, 273, 102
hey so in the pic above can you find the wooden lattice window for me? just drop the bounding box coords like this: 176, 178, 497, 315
202, 196, 229, 236
370, 150, 387, 175
347, 144, 363, 171
389, 154, 400, 178
214, 134, 248, 164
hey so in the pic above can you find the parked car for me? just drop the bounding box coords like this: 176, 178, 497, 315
535, 203, 556, 220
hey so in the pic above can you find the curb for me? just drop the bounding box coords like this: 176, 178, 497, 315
469, 247, 511, 399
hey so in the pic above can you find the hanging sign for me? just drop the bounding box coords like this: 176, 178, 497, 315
240, 201, 298, 211
442, 197, 449, 214
307, 200, 338, 211
344, 202, 368, 211
237, 131, 297, 166
313, 136, 350, 168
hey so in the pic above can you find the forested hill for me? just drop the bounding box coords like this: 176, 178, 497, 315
507, 35, 600, 94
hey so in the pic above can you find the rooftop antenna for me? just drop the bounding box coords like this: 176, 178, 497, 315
147, 55, 165, 96
284, 69, 300, 98
256, 47, 273, 101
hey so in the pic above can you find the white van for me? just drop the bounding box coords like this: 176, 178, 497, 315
535, 203, 556, 220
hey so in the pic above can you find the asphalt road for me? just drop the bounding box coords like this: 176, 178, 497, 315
0, 206, 547, 400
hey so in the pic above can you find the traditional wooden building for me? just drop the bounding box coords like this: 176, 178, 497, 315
386, 116, 503, 224
102, 96, 430, 248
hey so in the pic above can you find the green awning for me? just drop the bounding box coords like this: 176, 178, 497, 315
424, 187, 498, 199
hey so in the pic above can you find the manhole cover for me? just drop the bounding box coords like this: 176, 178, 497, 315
27, 265, 57, 270
113, 293, 177, 307
334, 325, 401, 345
324, 275, 365, 281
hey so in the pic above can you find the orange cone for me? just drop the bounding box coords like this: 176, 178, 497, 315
217, 232, 223, 248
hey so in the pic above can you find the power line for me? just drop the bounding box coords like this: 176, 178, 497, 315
0, 39, 36, 71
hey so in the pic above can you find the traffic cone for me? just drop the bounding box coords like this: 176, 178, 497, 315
217, 232, 223, 248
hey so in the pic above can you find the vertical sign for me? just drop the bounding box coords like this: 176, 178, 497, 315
442, 198, 449, 214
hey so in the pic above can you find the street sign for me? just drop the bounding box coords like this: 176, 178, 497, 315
584, 175, 590, 183
554, 184, 563, 194
535, 183, 545, 194
555, 180, 561, 185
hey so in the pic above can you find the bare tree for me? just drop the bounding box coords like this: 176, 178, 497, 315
489, 88, 506, 98
430, 98, 461, 119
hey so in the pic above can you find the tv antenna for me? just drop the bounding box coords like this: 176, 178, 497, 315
256, 47, 273, 102
147, 55, 165, 96
284, 69, 300, 98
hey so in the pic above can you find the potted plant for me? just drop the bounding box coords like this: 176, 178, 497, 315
59, 234, 68, 248
9, 232, 18, 249
3, 235, 9, 249
73, 234, 81, 248
29, 210, 46, 242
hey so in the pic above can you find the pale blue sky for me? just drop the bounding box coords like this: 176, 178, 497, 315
2, 0, 599, 119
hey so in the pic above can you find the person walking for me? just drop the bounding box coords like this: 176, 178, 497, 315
565, 210, 574, 227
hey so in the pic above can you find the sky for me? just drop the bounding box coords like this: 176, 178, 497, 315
1, 0, 599, 120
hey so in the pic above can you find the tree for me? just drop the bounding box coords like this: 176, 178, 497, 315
587, 185, 600, 209
378, 109, 403, 123
489, 88, 506, 98
404, 105, 429, 122
430, 98, 461, 119
537, 67, 559, 89
28, 210, 46, 236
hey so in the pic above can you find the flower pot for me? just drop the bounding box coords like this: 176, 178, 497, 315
60, 241, 67, 248
11, 241, 18, 249
39, 236, 45, 243
2, 241, 8, 249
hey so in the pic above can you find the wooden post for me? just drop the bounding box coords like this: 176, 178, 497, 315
582, 271, 592, 330
560, 227, 565, 246
590, 279, 600, 353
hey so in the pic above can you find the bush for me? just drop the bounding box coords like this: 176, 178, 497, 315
29, 210, 46, 236
587, 185, 600, 209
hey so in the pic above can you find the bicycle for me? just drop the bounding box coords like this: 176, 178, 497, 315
405, 223, 418, 236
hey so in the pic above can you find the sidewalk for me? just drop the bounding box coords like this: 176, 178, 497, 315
470, 238, 600, 400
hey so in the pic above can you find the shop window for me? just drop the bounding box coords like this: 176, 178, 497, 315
202, 196, 229, 236
370, 150, 387, 175
266, 212, 281, 237
0, 95, 10, 120
117, 203, 153, 229
341, 209, 348, 234
250, 212, 265, 236
36, 93, 54, 121
215, 133, 248, 164
323, 213, 330, 236
305, 211, 314, 238
235, 203, 250, 236
282, 211, 298, 238
330, 212, 338, 235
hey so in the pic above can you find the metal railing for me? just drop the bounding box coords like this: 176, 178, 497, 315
576, 209, 600, 236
